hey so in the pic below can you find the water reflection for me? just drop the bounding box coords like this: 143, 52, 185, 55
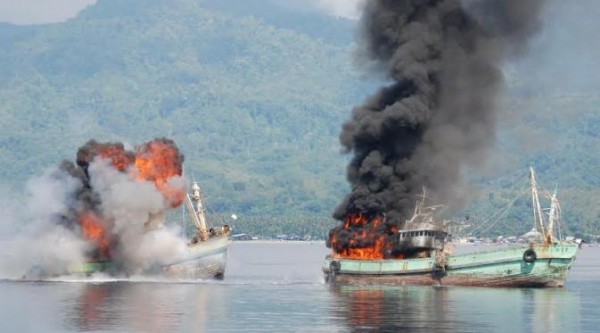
64, 283, 120, 331
522, 288, 582, 333
329, 284, 582, 333
62, 282, 230, 332
330, 284, 467, 333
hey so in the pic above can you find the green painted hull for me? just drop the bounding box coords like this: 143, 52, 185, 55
71, 261, 114, 275
68, 234, 230, 279
323, 242, 579, 288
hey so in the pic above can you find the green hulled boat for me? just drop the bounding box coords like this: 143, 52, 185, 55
324, 242, 579, 287
324, 168, 580, 288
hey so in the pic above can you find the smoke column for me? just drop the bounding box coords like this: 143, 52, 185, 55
329, 0, 547, 252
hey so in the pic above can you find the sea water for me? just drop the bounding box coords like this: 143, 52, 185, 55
0, 242, 598, 332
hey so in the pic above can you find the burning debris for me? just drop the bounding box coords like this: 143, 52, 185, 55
328, 0, 547, 259
12, 138, 189, 277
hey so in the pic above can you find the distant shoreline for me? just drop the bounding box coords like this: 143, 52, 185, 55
231, 240, 326, 244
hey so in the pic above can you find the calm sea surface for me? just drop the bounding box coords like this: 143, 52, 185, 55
1, 242, 599, 332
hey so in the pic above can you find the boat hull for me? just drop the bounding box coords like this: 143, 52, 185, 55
162, 234, 229, 279
323, 242, 579, 288
72, 234, 230, 279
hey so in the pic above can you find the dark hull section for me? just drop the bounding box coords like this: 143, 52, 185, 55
327, 272, 565, 288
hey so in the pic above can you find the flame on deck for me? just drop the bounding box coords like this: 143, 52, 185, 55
81, 212, 110, 259
329, 212, 403, 260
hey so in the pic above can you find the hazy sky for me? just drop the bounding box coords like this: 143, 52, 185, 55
0, 0, 96, 24
315, 0, 364, 19
0, 0, 364, 25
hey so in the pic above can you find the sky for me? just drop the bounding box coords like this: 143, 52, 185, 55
0, 0, 96, 25
0, 0, 365, 25
314, 0, 365, 19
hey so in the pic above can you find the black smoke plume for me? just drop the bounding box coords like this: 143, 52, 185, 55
331, 0, 547, 242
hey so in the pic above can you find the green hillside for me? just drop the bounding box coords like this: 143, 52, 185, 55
0, 0, 369, 237
1, 0, 599, 240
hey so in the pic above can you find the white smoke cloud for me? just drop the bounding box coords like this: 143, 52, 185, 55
88, 159, 187, 274
0, 0, 96, 25
0, 168, 89, 279
0, 155, 189, 279
0, 183, 19, 239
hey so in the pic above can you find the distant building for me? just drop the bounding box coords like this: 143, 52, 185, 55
521, 228, 542, 239
232, 233, 252, 241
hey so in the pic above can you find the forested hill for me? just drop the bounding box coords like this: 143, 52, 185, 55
1, 0, 599, 239
0, 0, 367, 225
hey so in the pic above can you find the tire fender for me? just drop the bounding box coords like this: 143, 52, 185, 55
523, 249, 537, 263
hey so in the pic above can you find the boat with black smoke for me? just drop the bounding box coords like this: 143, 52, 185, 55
324, 167, 579, 288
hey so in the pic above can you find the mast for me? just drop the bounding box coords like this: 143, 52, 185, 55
184, 181, 209, 241
529, 167, 547, 240
547, 185, 560, 243
414, 187, 427, 217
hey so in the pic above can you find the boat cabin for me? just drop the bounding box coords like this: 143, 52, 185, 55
396, 228, 448, 251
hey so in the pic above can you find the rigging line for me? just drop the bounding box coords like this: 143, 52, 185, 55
496, 169, 529, 192
467, 171, 529, 234
468, 184, 526, 234
470, 188, 530, 236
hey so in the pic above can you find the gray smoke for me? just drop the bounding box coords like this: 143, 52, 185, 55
333, 0, 547, 225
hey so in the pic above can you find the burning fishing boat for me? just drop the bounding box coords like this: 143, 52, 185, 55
323, 1, 572, 287
75, 180, 231, 279
23, 138, 229, 280
323, 168, 579, 287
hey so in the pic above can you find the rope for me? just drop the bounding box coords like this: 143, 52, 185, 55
469, 187, 530, 236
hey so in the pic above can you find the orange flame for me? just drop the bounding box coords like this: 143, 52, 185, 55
98, 145, 133, 171
134, 139, 185, 207
330, 212, 404, 260
81, 212, 110, 259
344, 236, 386, 259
